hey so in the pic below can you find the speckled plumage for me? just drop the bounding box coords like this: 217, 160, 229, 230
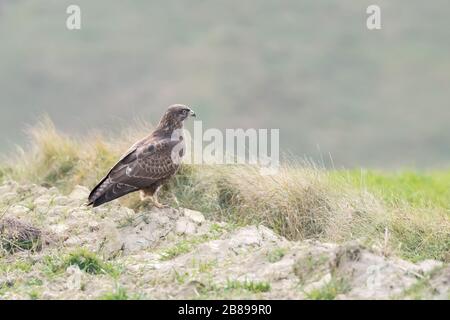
88, 104, 195, 207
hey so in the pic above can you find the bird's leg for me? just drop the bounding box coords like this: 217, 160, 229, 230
140, 187, 168, 209
152, 186, 169, 209
139, 191, 154, 208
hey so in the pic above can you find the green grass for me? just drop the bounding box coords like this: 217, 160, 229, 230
0, 260, 34, 273
40, 249, 120, 277
191, 258, 217, 274
225, 279, 271, 293
28, 289, 41, 300
160, 241, 192, 261
41, 254, 64, 277
332, 169, 450, 210
63, 249, 120, 276
173, 269, 191, 285
26, 278, 43, 286
305, 277, 350, 300
100, 286, 129, 300
266, 248, 286, 263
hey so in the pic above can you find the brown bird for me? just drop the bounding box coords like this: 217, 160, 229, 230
88, 104, 196, 208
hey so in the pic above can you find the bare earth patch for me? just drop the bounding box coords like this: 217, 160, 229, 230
0, 181, 448, 300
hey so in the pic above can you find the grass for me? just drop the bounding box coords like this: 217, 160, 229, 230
160, 241, 192, 261
305, 277, 350, 300
332, 169, 450, 210
266, 248, 286, 263
0, 260, 34, 273
63, 248, 120, 276
225, 279, 271, 293
1, 119, 449, 263
294, 253, 331, 284
41, 249, 120, 277
28, 289, 41, 300
190, 258, 217, 274
100, 286, 129, 300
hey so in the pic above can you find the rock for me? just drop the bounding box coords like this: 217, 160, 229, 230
47, 205, 68, 217
66, 265, 84, 290
183, 209, 205, 225
69, 209, 88, 219
117, 209, 179, 254
416, 259, 443, 275
53, 196, 69, 206
98, 221, 124, 258
334, 249, 418, 299
303, 273, 332, 294
0, 185, 12, 195
47, 187, 60, 195
0, 192, 17, 203
0, 181, 18, 195
34, 194, 52, 207
64, 236, 83, 247
34, 194, 53, 214
88, 221, 100, 232
175, 217, 197, 235
69, 185, 90, 201
49, 224, 68, 235
8, 205, 31, 215
428, 266, 450, 299
34, 186, 50, 196
228, 226, 263, 248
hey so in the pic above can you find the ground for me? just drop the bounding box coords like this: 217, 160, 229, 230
0, 181, 448, 300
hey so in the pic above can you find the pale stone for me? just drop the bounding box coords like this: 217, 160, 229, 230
8, 204, 31, 215
416, 259, 443, 275
64, 236, 83, 246
47, 187, 60, 195
66, 265, 84, 290
49, 224, 68, 234
0, 192, 17, 203
34, 194, 52, 207
69, 185, 90, 201
47, 205, 68, 217
97, 221, 124, 258
53, 196, 69, 206
0, 185, 11, 195
34, 195, 53, 214
175, 217, 197, 235
229, 226, 263, 248
183, 208, 205, 224
88, 221, 100, 232
303, 273, 332, 294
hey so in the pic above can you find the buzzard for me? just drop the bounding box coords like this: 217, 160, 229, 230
88, 104, 196, 208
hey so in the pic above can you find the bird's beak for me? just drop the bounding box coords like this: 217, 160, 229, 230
189, 109, 196, 117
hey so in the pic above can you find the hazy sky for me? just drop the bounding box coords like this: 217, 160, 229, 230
1, 0, 449, 168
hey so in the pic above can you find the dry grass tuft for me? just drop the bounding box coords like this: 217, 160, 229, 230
0, 217, 43, 253
1, 118, 449, 262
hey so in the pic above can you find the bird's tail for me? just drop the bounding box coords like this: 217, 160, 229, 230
88, 179, 138, 207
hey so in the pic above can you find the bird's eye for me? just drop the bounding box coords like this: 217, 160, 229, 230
182, 109, 188, 114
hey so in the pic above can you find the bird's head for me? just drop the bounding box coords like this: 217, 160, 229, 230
156, 104, 196, 133
167, 104, 196, 121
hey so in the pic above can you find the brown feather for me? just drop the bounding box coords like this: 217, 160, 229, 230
88, 104, 194, 207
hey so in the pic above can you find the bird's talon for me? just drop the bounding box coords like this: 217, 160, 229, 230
153, 202, 169, 209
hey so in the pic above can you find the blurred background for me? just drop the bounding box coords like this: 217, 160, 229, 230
0, 0, 449, 168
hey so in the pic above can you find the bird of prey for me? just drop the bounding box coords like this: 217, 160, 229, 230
88, 104, 196, 208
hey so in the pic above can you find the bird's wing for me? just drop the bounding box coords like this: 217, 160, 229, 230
88, 138, 182, 206
110, 138, 182, 186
